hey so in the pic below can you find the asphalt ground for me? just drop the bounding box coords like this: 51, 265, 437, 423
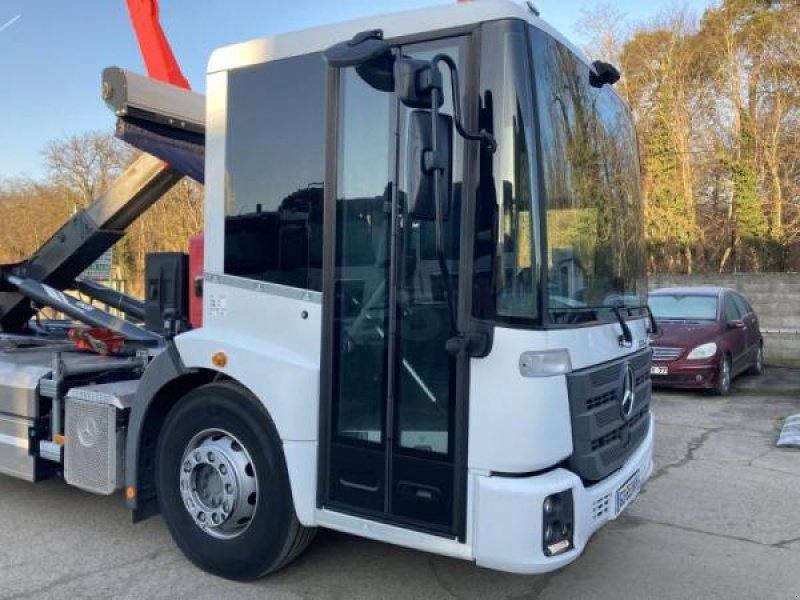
0, 369, 798, 599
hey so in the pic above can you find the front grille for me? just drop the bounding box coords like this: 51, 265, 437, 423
652, 346, 683, 361
591, 407, 649, 451
589, 364, 621, 387
565, 348, 652, 482
586, 390, 615, 411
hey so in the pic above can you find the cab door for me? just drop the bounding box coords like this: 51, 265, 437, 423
732, 292, 759, 358
320, 36, 472, 536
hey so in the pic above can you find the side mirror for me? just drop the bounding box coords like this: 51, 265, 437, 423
590, 60, 621, 88
323, 29, 389, 68
727, 319, 745, 330
395, 57, 444, 109
407, 110, 453, 221
323, 30, 395, 93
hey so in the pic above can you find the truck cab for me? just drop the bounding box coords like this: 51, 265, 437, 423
164, 0, 654, 576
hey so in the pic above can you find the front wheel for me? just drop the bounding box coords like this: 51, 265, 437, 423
714, 355, 732, 396
748, 344, 764, 376
156, 382, 315, 580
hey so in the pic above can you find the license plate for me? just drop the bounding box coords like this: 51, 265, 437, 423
650, 366, 668, 375
615, 471, 641, 515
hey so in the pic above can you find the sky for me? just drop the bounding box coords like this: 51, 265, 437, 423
0, 0, 713, 180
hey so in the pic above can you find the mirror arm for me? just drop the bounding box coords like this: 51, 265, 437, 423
432, 54, 497, 153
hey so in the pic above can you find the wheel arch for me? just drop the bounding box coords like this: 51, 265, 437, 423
126, 332, 319, 527
125, 346, 222, 520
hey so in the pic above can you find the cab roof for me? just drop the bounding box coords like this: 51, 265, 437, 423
208, 0, 589, 74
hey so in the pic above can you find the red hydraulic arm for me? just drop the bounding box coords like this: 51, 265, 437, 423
126, 0, 191, 90
126, 0, 204, 328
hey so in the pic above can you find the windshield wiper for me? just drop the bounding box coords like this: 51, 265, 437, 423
610, 306, 633, 346
644, 304, 660, 334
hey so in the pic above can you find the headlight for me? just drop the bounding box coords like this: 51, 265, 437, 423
687, 342, 717, 360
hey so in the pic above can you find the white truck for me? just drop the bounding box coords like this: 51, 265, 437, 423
0, 0, 654, 580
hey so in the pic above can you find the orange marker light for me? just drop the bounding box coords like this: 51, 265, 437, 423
126, 487, 136, 500
212, 352, 228, 368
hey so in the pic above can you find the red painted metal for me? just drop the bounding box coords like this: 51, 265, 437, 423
68, 328, 126, 356
126, 0, 191, 89
188, 234, 204, 329
126, 0, 205, 329
126, 0, 204, 329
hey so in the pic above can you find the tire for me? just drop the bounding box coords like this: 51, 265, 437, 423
156, 382, 315, 580
714, 355, 732, 396
748, 344, 764, 376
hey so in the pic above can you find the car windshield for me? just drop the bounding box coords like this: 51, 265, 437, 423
649, 295, 718, 321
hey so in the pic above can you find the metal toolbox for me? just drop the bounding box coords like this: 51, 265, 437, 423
64, 381, 138, 495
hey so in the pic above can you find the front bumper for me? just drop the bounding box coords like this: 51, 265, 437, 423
651, 360, 718, 389
473, 415, 655, 574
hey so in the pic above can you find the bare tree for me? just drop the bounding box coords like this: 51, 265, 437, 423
42, 131, 134, 209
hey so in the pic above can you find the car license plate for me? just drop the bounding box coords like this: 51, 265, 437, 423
615, 471, 641, 516
651, 366, 668, 375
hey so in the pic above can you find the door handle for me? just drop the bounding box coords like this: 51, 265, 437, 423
338, 477, 380, 493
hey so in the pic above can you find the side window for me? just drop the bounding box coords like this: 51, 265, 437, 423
331, 65, 393, 445
732, 293, 750, 317
724, 295, 741, 322
224, 54, 326, 291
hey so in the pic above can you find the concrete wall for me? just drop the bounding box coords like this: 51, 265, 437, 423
648, 273, 800, 368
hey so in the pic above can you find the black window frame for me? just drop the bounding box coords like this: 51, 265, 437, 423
472, 19, 545, 329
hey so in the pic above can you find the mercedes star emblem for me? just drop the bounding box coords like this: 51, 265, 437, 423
620, 365, 636, 419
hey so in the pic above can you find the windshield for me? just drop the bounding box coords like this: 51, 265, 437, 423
649, 295, 718, 322
530, 28, 647, 324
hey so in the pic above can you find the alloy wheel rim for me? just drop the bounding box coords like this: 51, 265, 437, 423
179, 429, 259, 540
722, 360, 730, 391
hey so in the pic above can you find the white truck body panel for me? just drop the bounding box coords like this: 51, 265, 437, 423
473, 417, 654, 573
175, 277, 322, 442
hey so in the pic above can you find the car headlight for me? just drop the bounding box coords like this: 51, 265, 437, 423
687, 342, 717, 360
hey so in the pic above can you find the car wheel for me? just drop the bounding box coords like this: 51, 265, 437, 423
748, 344, 764, 376
156, 382, 316, 580
714, 355, 731, 395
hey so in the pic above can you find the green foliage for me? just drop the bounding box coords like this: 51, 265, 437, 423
610, 0, 800, 273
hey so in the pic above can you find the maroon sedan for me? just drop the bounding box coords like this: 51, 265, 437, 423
648, 287, 764, 394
